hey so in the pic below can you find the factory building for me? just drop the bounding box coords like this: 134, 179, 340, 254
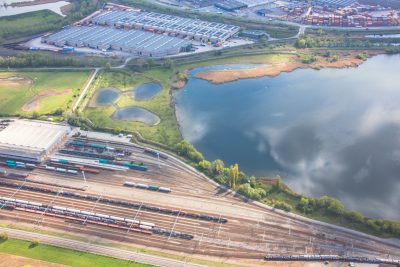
90, 10, 239, 44
313, 0, 357, 8
0, 120, 69, 163
214, 0, 248, 12
43, 26, 192, 57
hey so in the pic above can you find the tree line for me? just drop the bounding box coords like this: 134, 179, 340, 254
174, 140, 400, 238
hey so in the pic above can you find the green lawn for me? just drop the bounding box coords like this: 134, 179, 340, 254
0, 238, 153, 267
0, 10, 63, 44
0, 70, 90, 116
84, 69, 181, 146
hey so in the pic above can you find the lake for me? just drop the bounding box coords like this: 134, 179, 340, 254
92, 88, 120, 106
174, 54, 400, 220
133, 83, 162, 101
112, 107, 160, 125
0, 1, 69, 17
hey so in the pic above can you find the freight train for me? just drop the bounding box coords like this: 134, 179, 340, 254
0, 197, 193, 240
0, 180, 227, 224
144, 149, 168, 160
99, 159, 148, 171
0, 169, 29, 179
264, 255, 400, 266
124, 181, 171, 193
1, 160, 36, 170
59, 149, 115, 160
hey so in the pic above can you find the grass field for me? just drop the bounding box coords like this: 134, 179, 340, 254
84, 69, 181, 146
0, 70, 90, 116
0, 238, 153, 267
0, 10, 63, 44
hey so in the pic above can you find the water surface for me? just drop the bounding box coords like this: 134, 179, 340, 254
0, 1, 69, 17
174, 54, 400, 220
112, 107, 160, 125
93, 88, 120, 106
133, 83, 162, 101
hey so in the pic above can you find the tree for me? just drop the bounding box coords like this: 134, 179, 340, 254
296, 39, 306, 48
29, 239, 40, 248
163, 58, 175, 70
198, 160, 211, 175
318, 195, 345, 216
211, 159, 224, 176
175, 140, 204, 163
105, 62, 112, 70
0, 232, 8, 241
31, 111, 39, 119
347, 211, 364, 223
275, 175, 281, 190
228, 164, 239, 189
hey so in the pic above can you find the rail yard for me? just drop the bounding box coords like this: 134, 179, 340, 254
0, 119, 399, 266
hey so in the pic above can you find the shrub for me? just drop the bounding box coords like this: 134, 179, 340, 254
274, 201, 292, 212
0, 232, 8, 241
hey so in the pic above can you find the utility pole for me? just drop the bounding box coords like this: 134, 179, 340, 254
81, 170, 87, 185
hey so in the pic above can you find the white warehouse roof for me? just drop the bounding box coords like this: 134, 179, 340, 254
0, 120, 69, 161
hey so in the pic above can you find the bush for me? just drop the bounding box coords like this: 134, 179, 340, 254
29, 239, 40, 248
273, 201, 292, 212
0, 232, 8, 241
237, 183, 266, 200
175, 140, 204, 163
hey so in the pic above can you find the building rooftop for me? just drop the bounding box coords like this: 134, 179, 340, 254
90, 10, 239, 42
0, 120, 69, 153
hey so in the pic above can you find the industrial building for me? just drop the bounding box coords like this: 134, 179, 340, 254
239, 30, 267, 39
214, 0, 248, 11
89, 10, 240, 43
43, 26, 192, 57
313, 0, 357, 8
0, 120, 69, 163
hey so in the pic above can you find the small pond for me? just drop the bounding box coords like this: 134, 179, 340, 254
133, 83, 162, 101
93, 88, 120, 106
112, 107, 160, 125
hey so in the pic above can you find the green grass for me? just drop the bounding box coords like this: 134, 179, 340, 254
0, 10, 63, 44
84, 69, 181, 146
0, 222, 245, 267
0, 70, 90, 116
0, 238, 153, 267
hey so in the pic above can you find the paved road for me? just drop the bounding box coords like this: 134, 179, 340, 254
0, 227, 206, 267
72, 68, 100, 112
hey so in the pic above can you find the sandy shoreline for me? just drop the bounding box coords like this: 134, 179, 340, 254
193, 52, 375, 84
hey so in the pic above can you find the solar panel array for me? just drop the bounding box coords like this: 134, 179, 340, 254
313, 0, 357, 7
43, 26, 192, 57
91, 10, 239, 42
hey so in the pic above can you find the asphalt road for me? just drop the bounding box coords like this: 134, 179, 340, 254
0, 226, 206, 267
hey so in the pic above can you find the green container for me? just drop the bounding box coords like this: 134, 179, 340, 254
148, 185, 159, 191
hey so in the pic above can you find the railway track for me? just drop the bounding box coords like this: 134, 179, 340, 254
0, 181, 398, 259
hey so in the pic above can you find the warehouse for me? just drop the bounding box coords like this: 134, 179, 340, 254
214, 0, 248, 11
90, 10, 239, 43
0, 120, 69, 163
314, 0, 357, 8
43, 26, 192, 57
